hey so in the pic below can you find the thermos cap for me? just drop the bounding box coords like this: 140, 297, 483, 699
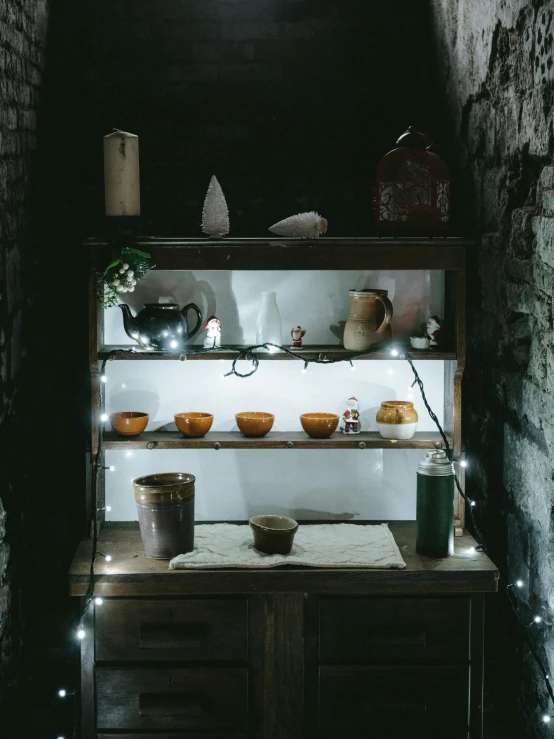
418, 449, 454, 477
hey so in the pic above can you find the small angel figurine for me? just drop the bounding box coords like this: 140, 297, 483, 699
340, 396, 361, 434
290, 326, 306, 348
203, 316, 221, 348
426, 316, 442, 347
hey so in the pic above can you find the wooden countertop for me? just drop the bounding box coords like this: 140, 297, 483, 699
69, 522, 498, 596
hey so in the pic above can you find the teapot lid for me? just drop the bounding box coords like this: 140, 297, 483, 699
143, 303, 179, 308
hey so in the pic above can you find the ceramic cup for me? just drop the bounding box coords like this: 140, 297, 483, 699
300, 413, 339, 438
249, 515, 299, 555
236, 412, 275, 437
376, 400, 418, 440
109, 411, 149, 437
410, 336, 430, 350
174, 412, 214, 438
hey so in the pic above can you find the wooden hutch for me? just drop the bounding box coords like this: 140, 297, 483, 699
71, 237, 498, 739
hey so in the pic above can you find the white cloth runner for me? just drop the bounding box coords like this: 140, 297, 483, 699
169, 523, 405, 570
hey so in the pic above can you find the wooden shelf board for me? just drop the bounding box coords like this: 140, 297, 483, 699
68, 521, 498, 596
86, 237, 469, 271
103, 430, 452, 450
98, 344, 457, 361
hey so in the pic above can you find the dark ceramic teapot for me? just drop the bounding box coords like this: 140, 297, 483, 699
119, 303, 202, 351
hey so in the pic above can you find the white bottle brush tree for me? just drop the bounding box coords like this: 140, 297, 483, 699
269, 211, 327, 238
202, 175, 230, 237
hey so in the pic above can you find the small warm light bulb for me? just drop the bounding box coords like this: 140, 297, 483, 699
109, 465, 115, 472
101, 375, 107, 383
470, 500, 476, 507
77, 629, 86, 640
100, 413, 108, 422
350, 362, 355, 371
106, 505, 112, 512
268, 345, 278, 354
125, 451, 133, 458
302, 362, 308, 374
516, 580, 524, 588
58, 689, 67, 698
534, 616, 543, 623
460, 460, 468, 468
170, 340, 178, 349
94, 597, 103, 606
468, 547, 476, 554
105, 555, 112, 562
543, 715, 551, 723
390, 349, 399, 357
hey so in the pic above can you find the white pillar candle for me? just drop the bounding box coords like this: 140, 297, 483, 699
103, 130, 141, 216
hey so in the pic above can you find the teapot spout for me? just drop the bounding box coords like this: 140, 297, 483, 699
119, 304, 140, 341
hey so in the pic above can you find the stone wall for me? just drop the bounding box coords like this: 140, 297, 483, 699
0, 0, 50, 705
430, 2, 554, 736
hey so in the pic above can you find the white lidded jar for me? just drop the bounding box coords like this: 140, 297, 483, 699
256, 292, 282, 352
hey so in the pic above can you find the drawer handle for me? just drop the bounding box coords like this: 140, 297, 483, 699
139, 622, 207, 649
365, 629, 426, 649
364, 698, 427, 716
139, 692, 206, 718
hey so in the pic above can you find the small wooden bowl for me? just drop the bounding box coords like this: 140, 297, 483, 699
300, 413, 339, 438
236, 412, 275, 438
109, 412, 149, 437
249, 515, 299, 555
175, 412, 214, 438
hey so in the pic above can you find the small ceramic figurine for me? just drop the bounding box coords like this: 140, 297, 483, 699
426, 316, 442, 347
203, 316, 221, 348
340, 396, 361, 434
410, 335, 430, 350
290, 326, 306, 348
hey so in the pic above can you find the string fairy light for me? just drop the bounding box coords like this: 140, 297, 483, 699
61, 342, 554, 736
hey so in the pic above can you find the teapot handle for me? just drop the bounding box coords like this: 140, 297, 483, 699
375, 294, 394, 334
182, 303, 202, 339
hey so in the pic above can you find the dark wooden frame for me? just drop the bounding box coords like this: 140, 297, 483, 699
87, 237, 468, 533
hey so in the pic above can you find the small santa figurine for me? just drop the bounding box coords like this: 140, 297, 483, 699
426, 316, 442, 347
203, 316, 221, 348
340, 396, 361, 434
290, 325, 306, 348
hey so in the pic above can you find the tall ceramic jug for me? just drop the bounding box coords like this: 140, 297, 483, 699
343, 289, 393, 351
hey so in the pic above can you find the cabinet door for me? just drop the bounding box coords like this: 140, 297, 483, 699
319, 597, 470, 663
318, 665, 469, 738
96, 667, 249, 732
95, 598, 248, 662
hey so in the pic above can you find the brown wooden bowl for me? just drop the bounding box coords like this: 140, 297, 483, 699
235, 412, 275, 438
249, 515, 299, 555
174, 412, 214, 438
300, 412, 339, 438
109, 411, 149, 437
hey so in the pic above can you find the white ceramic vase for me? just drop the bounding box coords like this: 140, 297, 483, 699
256, 292, 282, 351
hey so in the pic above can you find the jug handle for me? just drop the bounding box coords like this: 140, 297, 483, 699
182, 304, 203, 338
375, 294, 394, 334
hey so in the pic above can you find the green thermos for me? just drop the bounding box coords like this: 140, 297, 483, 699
416, 449, 455, 558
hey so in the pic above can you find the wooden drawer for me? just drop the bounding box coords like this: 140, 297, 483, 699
96, 667, 248, 731
319, 597, 470, 663
95, 599, 248, 662
318, 665, 469, 738
97, 734, 248, 739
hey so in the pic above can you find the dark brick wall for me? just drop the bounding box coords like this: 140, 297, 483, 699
0, 0, 50, 704
0, 2, 87, 736
431, 2, 554, 737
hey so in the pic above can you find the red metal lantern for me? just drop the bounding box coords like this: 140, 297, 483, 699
375, 126, 450, 235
